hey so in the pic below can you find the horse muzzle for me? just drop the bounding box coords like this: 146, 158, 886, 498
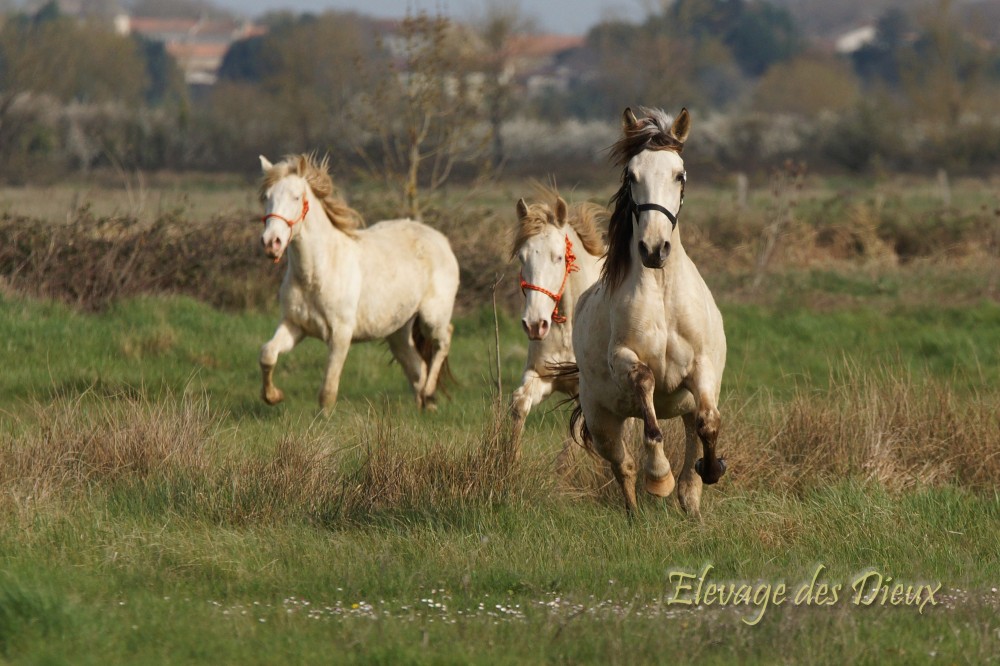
638, 240, 671, 268
262, 236, 285, 262
522, 318, 550, 341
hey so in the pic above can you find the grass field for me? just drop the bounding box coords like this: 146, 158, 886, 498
0, 174, 999, 663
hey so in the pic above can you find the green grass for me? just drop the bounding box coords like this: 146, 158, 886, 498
0, 290, 998, 663
1, 485, 998, 663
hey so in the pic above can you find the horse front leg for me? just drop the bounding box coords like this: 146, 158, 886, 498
688, 360, 726, 485
510, 371, 554, 458
319, 328, 353, 411
612, 347, 674, 498
260, 321, 302, 405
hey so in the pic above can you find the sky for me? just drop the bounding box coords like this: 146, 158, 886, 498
208, 0, 648, 35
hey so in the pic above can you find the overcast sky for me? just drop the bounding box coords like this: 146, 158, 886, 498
208, 0, 648, 35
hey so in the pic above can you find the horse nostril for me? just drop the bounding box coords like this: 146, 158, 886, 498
521, 319, 530, 334
539, 320, 549, 334
661, 241, 671, 260
638, 241, 650, 258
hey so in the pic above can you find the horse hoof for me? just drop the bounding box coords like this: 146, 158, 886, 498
644, 472, 675, 497
262, 388, 284, 405
695, 457, 727, 484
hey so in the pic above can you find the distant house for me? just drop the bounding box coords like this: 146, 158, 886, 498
506, 34, 586, 95
119, 16, 267, 86
834, 25, 877, 54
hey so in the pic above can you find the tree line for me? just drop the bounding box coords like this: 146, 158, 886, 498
1, 0, 999, 202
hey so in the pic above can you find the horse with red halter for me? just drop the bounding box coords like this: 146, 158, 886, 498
509, 185, 606, 453
258, 154, 459, 411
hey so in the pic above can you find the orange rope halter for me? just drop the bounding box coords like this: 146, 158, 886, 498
519, 234, 579, 324
262, 198, 309, 264
262, 198, 310, 228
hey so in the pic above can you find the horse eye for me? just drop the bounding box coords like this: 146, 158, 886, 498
677, 172, 687, 183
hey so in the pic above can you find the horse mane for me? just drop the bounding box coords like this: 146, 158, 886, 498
602, 107, 685, 291
259, 153, 365, 236
509, 182, 607, 260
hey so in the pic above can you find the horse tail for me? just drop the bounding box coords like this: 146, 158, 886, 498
568, 400, 594, 453
412, 317, 455, 397
544, 361, 593, 452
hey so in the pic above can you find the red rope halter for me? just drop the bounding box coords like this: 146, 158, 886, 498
262, 198, 309, 264
262, 198, 310, 228
519, 234, 579, 324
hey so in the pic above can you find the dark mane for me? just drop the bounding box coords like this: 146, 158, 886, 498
601, 108, 685, 291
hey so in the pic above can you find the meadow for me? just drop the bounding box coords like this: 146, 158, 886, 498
0, 172, 998, 664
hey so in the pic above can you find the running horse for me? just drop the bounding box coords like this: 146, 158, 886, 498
570, 108, 727, 517
509, 185, 606, 452
258, 154, 459, 411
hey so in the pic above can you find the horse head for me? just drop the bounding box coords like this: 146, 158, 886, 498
622, 107, 689, 269
259, 155, 312, 262
603, 108, 690, 287
513, 195, 573, 341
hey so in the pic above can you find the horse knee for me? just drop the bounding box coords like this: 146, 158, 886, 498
696, 407, 720, 442
260, 344, 278, 368
629, 364, 662, 442
628, 364, 655, 394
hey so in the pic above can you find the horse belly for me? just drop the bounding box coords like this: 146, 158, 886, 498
353, 276, 425, 340
654, 386, 696, 419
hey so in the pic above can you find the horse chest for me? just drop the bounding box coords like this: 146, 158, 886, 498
617, 318, 694, 392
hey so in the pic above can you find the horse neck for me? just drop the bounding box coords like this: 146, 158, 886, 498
560, 226, 602, 320
288, 195, 352, 278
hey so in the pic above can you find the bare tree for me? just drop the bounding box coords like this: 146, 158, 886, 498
474, 0, 536, 170
351, 12, 489, 220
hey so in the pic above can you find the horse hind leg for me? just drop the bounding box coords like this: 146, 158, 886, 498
414, 320, 453, 411
678, 412, 704, 520
386, 320, 428, 409
583, 406, 638, 514
629, 364, 675, 498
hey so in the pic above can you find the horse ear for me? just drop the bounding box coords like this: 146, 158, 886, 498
516, 198, 529, 220
555, 197, 568, 224
670, 108, 691, 144
622, 107, 639, 130
259, 155, 273, 172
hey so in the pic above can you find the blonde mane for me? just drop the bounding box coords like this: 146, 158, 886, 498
259, 153, 365, 236
510, 183, 607, 259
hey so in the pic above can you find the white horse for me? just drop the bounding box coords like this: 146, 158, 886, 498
258, 154, 459, 411
509, 187, 606, 449
570, 108, 727, 517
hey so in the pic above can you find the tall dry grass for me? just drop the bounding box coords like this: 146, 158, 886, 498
2, 366, 996, 525
717, 364, 1000, 494
0, 392, 546, 525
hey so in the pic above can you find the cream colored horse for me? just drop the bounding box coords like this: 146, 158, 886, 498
509, 187, 606, 449
571, 108, 726, 517
258, 154, 459, 410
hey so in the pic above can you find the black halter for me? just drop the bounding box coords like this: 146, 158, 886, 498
630, 171, 686, 228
